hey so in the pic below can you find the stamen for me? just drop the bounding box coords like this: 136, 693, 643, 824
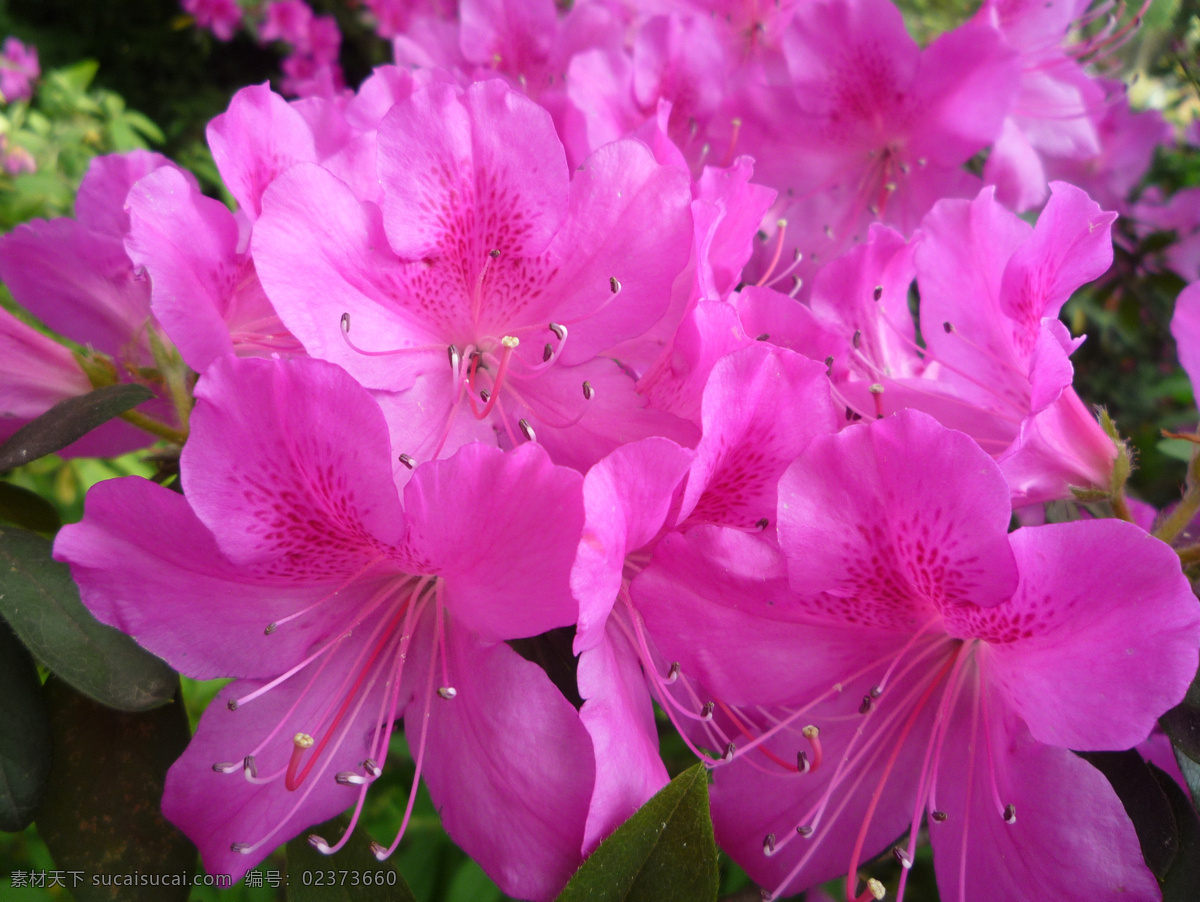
796, 825, 813, 837
370, 841, 388, 860
789, 276, 803, 298
437, 687, 457, 700
701, 701, 715, 722
448, 344, 460, 372
518, 418, 536, 442
1003, 803, 1016, 824
398, 454, 415, 470
285, 733, 315, 792
582, 381, 594, 400
339, 313, 443, 358
363, 758, 382, 777
231, 842, 252, 854
666, 662, 681, 684
336, 771, 367, 786
852, 330, 862, 349
543, 343, 553, 362
549, 322, 567, 341
797, 750, 810, 773
610, 276, 621, 295
873, 285, 883, 301
931, 810, 947, 822
243, 755, 258, 780
212, 761, 238, 773
756, 518, 769, 530
802, 725, 823, 771
228, 699, 239, 711
722, 742, 737, 762
893, 846, 913, 869
754, 220, 789, 287
309, 835, 333, 854
757, 333, 771, 341
763, 832, 776, 856
471, 336, 519, 420
859, 695, 874, 714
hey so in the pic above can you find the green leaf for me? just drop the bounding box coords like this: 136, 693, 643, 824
1079, 750, 1178, 881
0, 482, 61, 534
1151, 763, 1200, 902
286, 813, 417, 902
35, 676, 195, 902
557, 764, 719, 902
0, 617, 52, 831
0, 384, 154, 472
0, 525, 176, 711
1161, 669, 1200, 767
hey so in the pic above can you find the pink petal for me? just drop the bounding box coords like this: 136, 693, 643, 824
1171, 281, 1200, 393
75, 150, 193, 238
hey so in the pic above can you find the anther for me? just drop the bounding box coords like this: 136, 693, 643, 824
398, 453, 415, 470
243, 756, 257, 779
893, 846, 913, 869
489, 248, 501, 259
825, 355, 834, 375
885, 182, 897, 193
549, 322, 567, 341
873, 285, 883, 301
582, 381, 594, 400
942, 321, 954, 333
666, 662, 681, 684
789, 276, 803, 298
763, 833, 776, 856
859, 695, 874, 714
796, 825, 813, 837
543, 343, 553, 362
479, 389, 490, 403
212, 761, 238, 773
336, 771, 367, 786
438, 687, 458, 700
931, 809, 947, 822
309, 835, 333, 854
448, 344, 459, 371
370, 841, 388, 861
518, 419, 537, 442
1003, 803, 1016, 824
340, 313, 351, 333
231, 842, 252, 854
852, 330, 862, 349
756, 518, 769, 530
756, 333, 770, 341
701, 701, 715, 722
264, 623, 277, 635
869, 685, 883, 698
797, 750, 810, 773
362, 758, 382, 777
609, 276, 621, 294
722, 742, 737, 762
227, 699, 238, 711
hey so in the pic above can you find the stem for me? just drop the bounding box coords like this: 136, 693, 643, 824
1110, 491, 1134, 523
1155, 447, 1200, 545
146, 325, 194, 433
119, 408, 188, 445
1177, 543, 1200, 565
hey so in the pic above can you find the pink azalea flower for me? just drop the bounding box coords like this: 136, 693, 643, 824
633, 409, 1200, 902
183, 0, 244, 42
55, 354, 593, 900
0, 36, 39, 104
1134, 186, 1200, 283
1170, 281, 1200, 393
572, 343, 838, 848
252, 79, 698, 472
259, 0, 314, 48
737, 0, 1018, 289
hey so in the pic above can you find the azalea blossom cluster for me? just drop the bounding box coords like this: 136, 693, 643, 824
3, 0, 1200, 900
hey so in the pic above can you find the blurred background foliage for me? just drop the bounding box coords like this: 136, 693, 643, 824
0, 0, 1198, 899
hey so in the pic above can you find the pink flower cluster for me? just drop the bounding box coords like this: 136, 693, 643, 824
3, 1, 1199, 900
0, 36, 39, 104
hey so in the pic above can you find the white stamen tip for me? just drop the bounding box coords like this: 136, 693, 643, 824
212, 761, 238, 774
666, 662, 681, 684
227, 699, 239, 711
309, 835, 333, 854
1003, 803, 1016, 824
756, 517, 769, 530
340, 313, 351, 333
398, 453, 415, 470
519, 419, 537, 442
722, 742, 737, 762
867, 878, 886, 899
549, 322, 567, 341
231, 842, 252, 854
797, 750, 810, 773
762, 832, 776, 856
362, 758, 382, 777
438, 686, 458, 700
448, 344, 459, 370
501, 335, 519, 349
243, 756, 257, 779
893, 846, 913, 869
701, 701, 714, 722
370, 841, 389, 861
336, 771, 366, 786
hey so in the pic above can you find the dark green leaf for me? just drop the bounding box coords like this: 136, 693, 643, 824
1151, 764, 1200, 902
1079, 750, 1177, 881
36, 676, 195, 902
1172, 750, 1200, 816
0, 482, 62, 534
557, 763, 719, 902
0, 617, 52, 831
1161, 670, 1200, 766
0, 525, 176, 711
0, 384, 154, 472
286, 813, 416, 902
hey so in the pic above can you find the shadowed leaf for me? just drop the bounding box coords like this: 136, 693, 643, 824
0, 525, 176, 711
557, 763, 719, 902
1080, 750, 1178, 882
1152, 763, 1200, 901
36, 676, 196, 902
286, 812, 417, 902
0, 617, 52, 831
0, 482, 61, 534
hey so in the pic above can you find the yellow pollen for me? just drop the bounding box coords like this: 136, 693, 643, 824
293, 732, 315, 749
501, 335, 520, 349
867, 878, 886, 900
802, 724, 819, 739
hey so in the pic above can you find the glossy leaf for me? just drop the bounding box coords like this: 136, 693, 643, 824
1152, 763, 1200, 902
286, 813, 417, 902
1080, 750, 1178, 881
0, 617, 52, 831
36, 676, 196, 902
557, 764, 719, 902
0, 525, 176, 711
1161, 669, 1200, 766
0, 482, 61, 534
0, 383, 153, 472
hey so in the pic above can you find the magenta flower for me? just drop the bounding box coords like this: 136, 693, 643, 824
252, 79, 697, 471
1171, 281, 1200, 393
55, 354, 593, 899
183, 0, 244, 41
259, 0, 314, 47
0, 36, 38, 103
634, 409, 1200, 901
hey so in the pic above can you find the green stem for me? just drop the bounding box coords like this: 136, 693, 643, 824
119, 409, 187, 445
1110, 492, 1134, 524
1177, 543, 1200, 566
1156, 449, 1200, 545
